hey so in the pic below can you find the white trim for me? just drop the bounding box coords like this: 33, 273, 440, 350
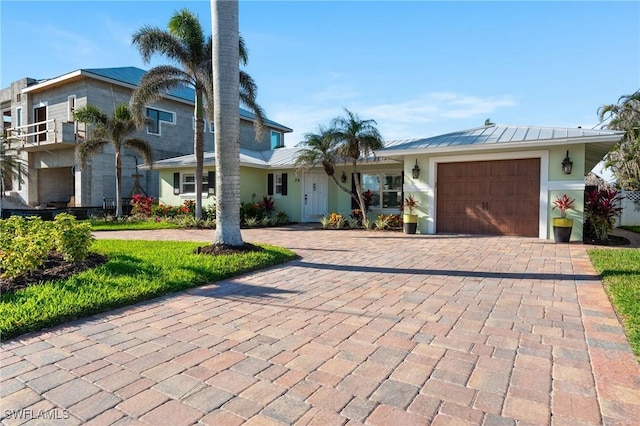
146, 106, 175, 136
427, 150, 549, 239
547, 181, 585, 191
15, 106, 22, 128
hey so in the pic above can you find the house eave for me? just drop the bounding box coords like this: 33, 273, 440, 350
377, 134, 623, 157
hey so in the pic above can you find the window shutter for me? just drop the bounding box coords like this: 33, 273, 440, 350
351, 173, 360, 209
401, 171, 405, 203
281, 173, 288, 196
173, 172, 180, 195
267, 173, 274, 196
208, 171, 215, 195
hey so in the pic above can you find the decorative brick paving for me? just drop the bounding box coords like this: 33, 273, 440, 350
1, 226, 639, 424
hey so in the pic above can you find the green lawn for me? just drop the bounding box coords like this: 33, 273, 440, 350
0, 240, 296, 341
589, 248, 640, 358
621, 226, 640, 234
89, 220, 181, 231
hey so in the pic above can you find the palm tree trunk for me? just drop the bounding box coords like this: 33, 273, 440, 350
194, 88, 205, 220
352, 161, 367, 223
115, 150, 123, 218
212, 0, 243, 246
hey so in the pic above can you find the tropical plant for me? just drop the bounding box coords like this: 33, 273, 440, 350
296, 110, 384, 224
598, 90, 640, 191
258, 196, 275, 217
319, 215, 331, 229
401, 194, 419, 215
332, 109, 384, 223
552, 194, 575, 218
374, 215, 390, 230
275, 211, 289, 225
0, 135, 28, 198
346, 216, 360, 229
131, 7, 265, 220
584, 188, 624, 241
74, 104, 153, 218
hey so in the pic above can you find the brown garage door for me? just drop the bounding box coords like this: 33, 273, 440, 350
436, 158, 540, 237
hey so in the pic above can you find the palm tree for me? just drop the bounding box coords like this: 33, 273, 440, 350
598, 90, 640, 191
74, 104, 153, 218
332, 109, 384, 222
295, 125, 351, 195
211, 0, 243, 246
1, 135, 28, 199
131, 8, 265, 220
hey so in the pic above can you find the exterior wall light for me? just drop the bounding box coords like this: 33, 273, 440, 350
562, 150, 573, 175
412, 159, 421, 179
341, 171, 347, 183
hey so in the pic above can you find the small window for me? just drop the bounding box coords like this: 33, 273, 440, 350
16, 107, 22, 128
67, 95, 76, 122
271, 131, 283, 149
192, 117, 215, 133
146, 107, 174, 135
16, 93, 21, 103
267, 173, 288, 196
181, 173, 209, 194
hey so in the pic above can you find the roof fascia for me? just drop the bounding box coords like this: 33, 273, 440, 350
377, 134, 624, 157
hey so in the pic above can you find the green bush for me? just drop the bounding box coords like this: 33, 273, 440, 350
0, 217, 53, 278
53, 213, 94, 262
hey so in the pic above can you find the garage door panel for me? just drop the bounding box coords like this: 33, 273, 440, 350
436, 158, 540, 237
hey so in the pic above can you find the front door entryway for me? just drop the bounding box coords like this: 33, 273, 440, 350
303, 172, 328, 222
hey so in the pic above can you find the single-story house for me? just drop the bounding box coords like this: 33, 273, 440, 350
145, 124, 624, 241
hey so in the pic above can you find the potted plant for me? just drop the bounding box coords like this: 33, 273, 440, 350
401, 194, 419, 234
552, 194, 575, 242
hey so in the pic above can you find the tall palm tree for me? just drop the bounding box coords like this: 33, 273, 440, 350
211, 0, 242, 246
332, 109, 384, 222
74, 104, 153, 218
131, 8, 265, 220
598, 90, 640, 191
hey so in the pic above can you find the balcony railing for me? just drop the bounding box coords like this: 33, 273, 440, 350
6, 119, 83, 150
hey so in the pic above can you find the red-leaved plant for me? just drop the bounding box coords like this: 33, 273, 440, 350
584, 189, 624, 241
401, 194, 418, 214
552, 194, 575, 218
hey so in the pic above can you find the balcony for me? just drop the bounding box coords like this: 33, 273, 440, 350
6, 119, 83, 152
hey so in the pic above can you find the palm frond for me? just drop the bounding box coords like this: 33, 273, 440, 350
75, 138, 109, 168
132, 26, 191, 66
73, 105, 108, 126
123, 138, 154, 166
168, 9, 207, 64
239, 70, 266, 140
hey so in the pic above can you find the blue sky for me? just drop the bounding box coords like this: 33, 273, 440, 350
1, 1, 639, 149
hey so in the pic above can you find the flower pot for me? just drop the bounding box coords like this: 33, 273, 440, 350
403, 213, 418, 234
552, 217, 573, 243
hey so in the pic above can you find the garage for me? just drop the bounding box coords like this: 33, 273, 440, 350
436, 158, 540, 237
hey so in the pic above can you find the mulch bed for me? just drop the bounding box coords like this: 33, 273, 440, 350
0, 252, 109, 294
582, 229, 631, 247
195, 243, 263, 255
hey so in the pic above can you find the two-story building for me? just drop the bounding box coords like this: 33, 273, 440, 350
0, 67, 291, 208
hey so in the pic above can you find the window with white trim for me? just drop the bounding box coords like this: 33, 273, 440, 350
362, 172, 402, 209
146, 107, 174, 135
192, 117, 215, 133
181, 173, 209, 194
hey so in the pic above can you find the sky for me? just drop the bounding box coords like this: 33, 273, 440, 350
1, 0, 639, 152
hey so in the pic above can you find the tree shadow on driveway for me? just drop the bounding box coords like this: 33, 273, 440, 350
294, 261, 601, 281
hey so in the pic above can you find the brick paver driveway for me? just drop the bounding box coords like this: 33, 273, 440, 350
2, 226, 640, 425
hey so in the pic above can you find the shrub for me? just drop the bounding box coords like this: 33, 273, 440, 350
0, 217, 53, 278
275, 211, 289, 225
374, 215, 390, 230
245, 217, 259, 227
328, 213, 344, 228
585, 189, 624, 240
346, 216, 360, 229
258, 196, 275, 217
320, 215, 331, 229
130, 194, 155, 217
53, 213, 94, 262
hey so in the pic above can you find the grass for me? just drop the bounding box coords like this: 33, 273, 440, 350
589, 248, 640, 359
0, 240, 297, 341
89, 219, 180, 231
621, 226, 640, 234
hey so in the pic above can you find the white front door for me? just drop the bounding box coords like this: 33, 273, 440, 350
303, 172, 328, 222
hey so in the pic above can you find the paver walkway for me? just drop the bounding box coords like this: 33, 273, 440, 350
2, 226, 640, 425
